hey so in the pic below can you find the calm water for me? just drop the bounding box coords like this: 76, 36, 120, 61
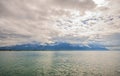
0, 51, 120, 76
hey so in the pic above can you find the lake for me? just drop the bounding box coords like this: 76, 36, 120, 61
0, 51, 120, 76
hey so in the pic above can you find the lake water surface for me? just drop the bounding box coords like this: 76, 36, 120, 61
0, 51, 120, 76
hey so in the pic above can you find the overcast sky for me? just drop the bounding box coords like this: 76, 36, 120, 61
0, 0, 120, 50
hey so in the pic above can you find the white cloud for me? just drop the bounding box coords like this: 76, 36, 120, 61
0, 0, 120, 50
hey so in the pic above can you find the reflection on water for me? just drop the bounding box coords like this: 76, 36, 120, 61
0, 51, 120, 76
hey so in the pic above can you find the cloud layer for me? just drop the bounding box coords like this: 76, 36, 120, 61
0, 0, 120, 50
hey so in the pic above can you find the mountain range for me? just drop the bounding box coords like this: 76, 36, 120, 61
0, 42, 108, 51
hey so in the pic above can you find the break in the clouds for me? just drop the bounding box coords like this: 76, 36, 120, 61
0, 0, 120, 50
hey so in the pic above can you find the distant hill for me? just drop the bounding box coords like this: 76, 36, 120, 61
0, 42, 107, 51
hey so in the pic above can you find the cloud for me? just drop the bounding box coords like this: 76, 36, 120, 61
0, 0, 97, 46
52, 0, 96, 13
0, 0, 120, 50
0, 0, 96, 18
97, 0, 120, 15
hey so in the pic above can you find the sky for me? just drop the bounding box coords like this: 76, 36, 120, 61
0, 0, 120, 50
